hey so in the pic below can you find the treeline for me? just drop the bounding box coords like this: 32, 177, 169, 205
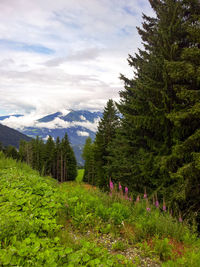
0, 134, 77, 182
83, 0, 200, 224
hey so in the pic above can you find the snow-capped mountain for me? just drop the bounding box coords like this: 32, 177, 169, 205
1, 110, 102, 165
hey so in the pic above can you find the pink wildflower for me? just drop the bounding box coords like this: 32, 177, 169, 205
129, 197, 132, 201
124, 186, 128, 200
109, 180, 114, 191
163, 199, 166, 211
155, 200, 159, 208
146, 199, 150, 212
155, 193, 159, 208
163, 205, 166, 211
144, 188, 147, 199
179, 213, 183, 223
136, 195, 140, 202
119, 182, 122, 191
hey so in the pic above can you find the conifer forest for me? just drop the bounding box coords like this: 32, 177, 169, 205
0, 0, 200, 266
83, 0, 200, 227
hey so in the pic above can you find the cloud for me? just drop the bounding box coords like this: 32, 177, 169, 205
0, 0, 154, 117
77, 131, 89, 137
43, 135, 55, 141
44, 48, 101, 67
1, 114, 101, 132
0, 39, 54, 54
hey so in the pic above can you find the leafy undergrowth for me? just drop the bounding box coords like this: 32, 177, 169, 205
0, 152, 200, 266
0, 153, 131, 266
60, 182, 200, 266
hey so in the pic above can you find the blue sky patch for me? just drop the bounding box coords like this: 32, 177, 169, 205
123, 6, 137, 16
0, 39, 54, 55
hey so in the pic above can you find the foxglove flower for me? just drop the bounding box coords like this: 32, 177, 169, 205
136, 195, 140, 202
146, 199, 150, 212
179, 213, 183, 223
144, 188, 147, 199
109, 179, 114, 191
155, 193, 159, 208
155, 200, 159, 208
124, 186, 128, 200
163, 199, 166, 211
119, 182, 122, 191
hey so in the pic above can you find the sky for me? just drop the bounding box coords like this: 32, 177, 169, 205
0, 0, 154, 121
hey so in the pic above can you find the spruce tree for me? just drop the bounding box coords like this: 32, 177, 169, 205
61, 133, 77, 181
82, 137, 96, 184
44, 136, 55, 176
114, 0, 200, 220
160, 0, 200, 218
55, 137, 61, 181
94, 99, 119, 188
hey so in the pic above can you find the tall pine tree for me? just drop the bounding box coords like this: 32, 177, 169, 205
112, 0, 200, 221
94, 99, 119, 188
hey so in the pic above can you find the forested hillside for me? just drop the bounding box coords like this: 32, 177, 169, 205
1, 152, 200, 266
19, 134, 77, 182
83, 0, 200, 227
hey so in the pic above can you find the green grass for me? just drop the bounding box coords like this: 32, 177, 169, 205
60, 182, 200, 264
76, 169, 84, 182
0, 151, 200, 266
0, 153, 131, 266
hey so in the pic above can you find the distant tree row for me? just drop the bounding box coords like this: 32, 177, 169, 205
0, 134, 77, 182
0, 142, 19, 160
83, 0, 200, 223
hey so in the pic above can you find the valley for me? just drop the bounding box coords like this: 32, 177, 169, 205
0, 110, 102, 165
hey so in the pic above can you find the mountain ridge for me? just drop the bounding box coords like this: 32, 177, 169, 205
0, 123, 32, 148
0, 110, 102, 165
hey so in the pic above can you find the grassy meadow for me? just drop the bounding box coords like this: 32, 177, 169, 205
0, 152, 200, 266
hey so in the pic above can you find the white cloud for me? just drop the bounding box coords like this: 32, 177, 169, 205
43, 135, 54, 141
1, 114, 101, 132
0, 0, 154, 117
77, 131, 89, 137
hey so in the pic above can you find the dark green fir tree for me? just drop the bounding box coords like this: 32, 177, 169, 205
82, 137, 96, 184
113, 0, 200, 221
94, 99, 119, 188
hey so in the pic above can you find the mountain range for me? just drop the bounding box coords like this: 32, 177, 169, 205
0, 110, 102, 165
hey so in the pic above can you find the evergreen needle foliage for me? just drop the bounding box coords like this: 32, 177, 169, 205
84, 0, 200, 226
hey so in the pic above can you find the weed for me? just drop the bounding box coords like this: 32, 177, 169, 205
112, 240, 128, 251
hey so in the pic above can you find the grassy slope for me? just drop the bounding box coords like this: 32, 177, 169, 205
76, 169, 84, 182
0, 152, 200, 266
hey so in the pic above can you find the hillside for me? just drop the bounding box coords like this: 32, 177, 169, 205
0, 153, 199, 266
0, 123, 32, 148
1, 110, 102, 165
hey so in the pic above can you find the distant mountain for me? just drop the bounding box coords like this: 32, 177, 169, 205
0, 123, 32, 148
21, 110, 102, 165
38, 110, 102, 123
61, 110, 102, 122
37, 112, 62, 123
0, 114, 23, 121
